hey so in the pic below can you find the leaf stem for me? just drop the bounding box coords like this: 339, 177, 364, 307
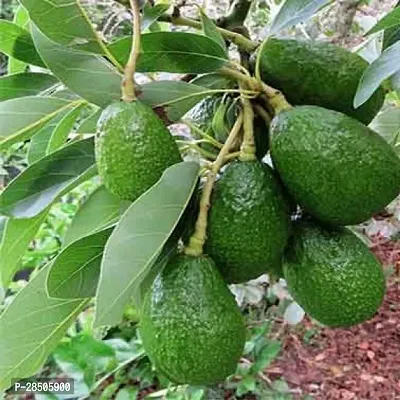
158, 14, 259, 53
122, 0, 142, 102
182, 119, 224, 149
102, 45, 125, 74
224, 151, 241, 161
180, 143, 218, 160
184, 113, 244, 257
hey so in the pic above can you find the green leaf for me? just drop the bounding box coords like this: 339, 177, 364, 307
252, 341, 281, 372
19, 0, 104, 53
390, 70, 400, 91
354, 41, 400, 108
134, 237, 178, 308
31, 24, 122, 108
367, 6, 400, 35
138, 81, 210, 122
0, 217, 6, 241
0, 264, 88, 391
109, 32, 228, 73
63, 186, 124, 247
190, 73, 233, 89
370, 107, 400, 145
0, 137, 97, 219
0, 73, 58, 102
142, 3, 171, 31
384, 25, 400, 50
236, 375, 256, 396
0, 210, 48, 289
199, 8, 226, 50
94, 161, 199, 327
269, 0, 330, 34
0, 20, 45, 67
383, 2, 400, 50
46, 102, 87, 154
8, 6, 30, 74
27, 110, 69, 164
0, 96, 74, 150
53, 333, 115, 379
77, 109, 101, 134
52, 88, 82, 101
47, 227, 114, 299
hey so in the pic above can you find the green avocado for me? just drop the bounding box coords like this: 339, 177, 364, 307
283, 219, 386, 328
185, 96, 269, 159
140, 254, 245, 385
95, 101, 181, 201
270, 106, 400, 226
257, 38, 385, 124
206, 160, 291, 283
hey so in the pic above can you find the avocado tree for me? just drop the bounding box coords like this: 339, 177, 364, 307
0, 0, 400, 397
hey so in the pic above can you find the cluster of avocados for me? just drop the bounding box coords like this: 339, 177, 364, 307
95, 38, 400, 386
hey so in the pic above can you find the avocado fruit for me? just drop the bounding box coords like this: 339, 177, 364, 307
206, 160, 291, 283
140, 254, 245, 385
185, 96, 269, 159
270, 105, 400, 226
257, 38, 385, 124
95, 101, 182, 201
283, 219, 386, 327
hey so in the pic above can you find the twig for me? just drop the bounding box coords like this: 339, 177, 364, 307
253, 103, 272, 125
184, 113, 244, 256
224, 151, 241, 161
219, 66, 292, 112
122, 0, 142, 102
179, 143, 218, 160
158, 14, 259, 53
182, 119, 224, 149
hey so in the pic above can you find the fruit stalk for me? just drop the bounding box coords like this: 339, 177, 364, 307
239, 90, 256, 161
184, 113, 244, 257
122, 0, 142, 102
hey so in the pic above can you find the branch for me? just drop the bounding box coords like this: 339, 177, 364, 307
115, 0, 259, 52
333, 0, 363, 44
158, 14, 258, 53
217, 0, 253, 30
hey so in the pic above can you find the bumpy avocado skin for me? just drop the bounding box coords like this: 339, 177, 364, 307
185, 95, 221, 135
96, 101, 182, 201
206, 161, 291, 283
258, 38, 385, 124
186, 96, 269, 159
283, 219, 386, 328
270, 106, 400, 226
140, 254, 245, 385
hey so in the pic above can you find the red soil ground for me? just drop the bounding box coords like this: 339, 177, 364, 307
270, 236, 400, 400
